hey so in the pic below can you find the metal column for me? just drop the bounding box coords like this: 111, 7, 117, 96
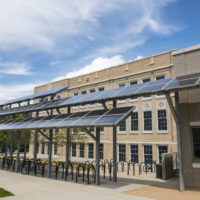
96, 127, 100, 185
175, 92, 185, 191
48, 129, 53, 178
65, 128, 70, 180
4, 132, 8, 159
24, 130, 28, 160
113, 126, 117, 182
33, 130, 38, 161
16, 131, 21, 172
10, 133, 14, 159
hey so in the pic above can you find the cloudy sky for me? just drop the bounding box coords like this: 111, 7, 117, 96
0, 0, 199, 102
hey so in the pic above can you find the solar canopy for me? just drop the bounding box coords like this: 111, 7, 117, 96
0, 85, 69, 107
0, 106, 134, 131
0, 72, 200, 117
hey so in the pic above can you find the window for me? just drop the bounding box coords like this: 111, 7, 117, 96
41, 142, 45, 155
156, 75, 165, 97
88, 143, 94, 159
118, 83, 126, 103
192, 128, 200, 162
98, 87, 104, 106
100, 127, 104, 133
89, 89, 95, 107
81, 91, 87, 95
130, 145, 138, 163
143, 111, 152, 132
142, 78, 151, 99
44, 97, 48, 102
118, 120, 126, 133
54, 143, 58, 155
73, 92, 78, 109
119, 144, 126, 162
55, 128, 59, 133
158, 146, 168, 164
130, 81, 138, 101
157, 110, 168, 132
79, 144, 85, 158
89, 127, 94, 133
130, 112, 139, 132
143, 145, 153, 163
56, 95, 61, 99
71, 143, 76, 157
100, 144, 104, 160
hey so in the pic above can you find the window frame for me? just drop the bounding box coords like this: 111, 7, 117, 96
143, 145, 153, 164
79, 143, 85, 158
191, 127, 200, 163
143, 110, 153, 133
130, 112, 139, 133
157, 145, 168, 164
155, 75, 166, 98
142, 77, 152, 100
130, 144, 139, 163
129, 80, 138, 102
118, 120, 126, 134
118, 144, 126, 162
88, 143, 94, 159
71, 143, 76, 158
157, 109, 168, 133
118, 83, 126, 103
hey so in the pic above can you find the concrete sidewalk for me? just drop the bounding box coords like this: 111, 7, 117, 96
0, 170, 152, 200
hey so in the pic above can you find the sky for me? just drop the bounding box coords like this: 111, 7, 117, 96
0, 0, 200, 103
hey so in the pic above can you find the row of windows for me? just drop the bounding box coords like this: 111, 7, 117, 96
119, 144, 168, 164
72, 75, 166, 108
119, 109, 168, 133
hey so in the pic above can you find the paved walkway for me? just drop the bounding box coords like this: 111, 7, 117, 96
0, 170, 152, 200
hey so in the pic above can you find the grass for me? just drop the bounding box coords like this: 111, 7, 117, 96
0, 188, 14, 198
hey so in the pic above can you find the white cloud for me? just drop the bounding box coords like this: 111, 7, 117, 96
0, 61, 32, 75
134, 55, 144, 60
0, 0, 179, 54
53, 55, 125, 81
0, 82, 43, 103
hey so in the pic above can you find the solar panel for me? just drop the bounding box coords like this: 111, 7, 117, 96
0, 106, 134, 130
1, 73, 200, 117
0, 85, 68, 107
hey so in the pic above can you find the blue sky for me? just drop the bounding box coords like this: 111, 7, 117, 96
0, 0, 200, 102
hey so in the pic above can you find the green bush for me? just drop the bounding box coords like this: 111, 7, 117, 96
0, 188, 14, 198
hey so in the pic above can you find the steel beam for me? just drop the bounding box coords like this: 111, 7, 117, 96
95, 127, 100, 185
16, 131, 21, 172
113, 126, 117, 182
48, 129, 53, 178
175, 92, 185, 191
37, 129, 50, 140
83, 128, 96, 141
65, 128, 70, 180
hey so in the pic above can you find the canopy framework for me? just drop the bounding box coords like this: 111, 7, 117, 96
1, 72, 200, 188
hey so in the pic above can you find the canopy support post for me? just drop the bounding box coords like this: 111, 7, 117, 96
4, 132, 8, 160
24, 130, 28, 160
65, 128, 70, 180
48, 129, 53, 178
113, 126, 117, 182
16, 131, 21, 173
10, 132, 14, 159
33, 130, 38, 162
96, 127, 100, 185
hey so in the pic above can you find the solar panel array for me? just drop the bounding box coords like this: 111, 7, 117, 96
0, 106, 134, 131
0, 73, 200, 117
0, 85, 69, 107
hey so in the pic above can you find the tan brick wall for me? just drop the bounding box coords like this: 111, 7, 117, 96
29, 50, 178, 164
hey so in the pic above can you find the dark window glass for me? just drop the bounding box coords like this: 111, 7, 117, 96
98, 87, 104, 92
100, 144, 104, 160
119, 120, 126, 132
88, 143, 94, 159
41, 142, 45, 154
158, 146, 168, 164
74, 92, 78, 96
157, 110, 167, 131
131, 112, 138, 131
130, 145, 138, 163
81, 91, 87, 95
79, 144, 85, 158
119, 144, 126, 162
192, 128, 200, 161
54, 143, 58, 155
144, 145, 153, 163
144, 111, 152, 131
156, 75, 165, 80
72, 143, 76, 157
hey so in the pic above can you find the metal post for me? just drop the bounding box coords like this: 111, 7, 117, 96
65, 128, 70, 180
96, 127, 100, 185
24, 130, 28, 160
4, 132, 8, 159
175, 92, 185, 191
48, 129, 53, 178
10, 133, 14, 159
113, 126, 117, 182
33, 130, 38, 161
16, 131, 21, 172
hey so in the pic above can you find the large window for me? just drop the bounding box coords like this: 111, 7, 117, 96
192, 128, 200, 162
88, 143, 94, 159
54, 143, 58, 155
142, 78, 151, 99
143, 145, 153, 163
118, 83, 126, 103
79, 144, 85, 158
131, 112, 139, 132
100, 144, 104, 160
118, 120, 126, 133
41, 142, 45, 155
157, 110, 168, 131
119, 144, 126, 162
130, 80, 138, 101
130, 145, 138, 163
143, 111, 152, 132
158, 146, 168, 164
71, 143, 76, 157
